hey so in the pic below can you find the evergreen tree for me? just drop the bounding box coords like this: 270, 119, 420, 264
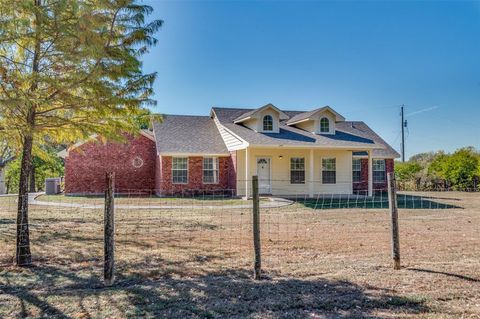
0, 0, 162, 265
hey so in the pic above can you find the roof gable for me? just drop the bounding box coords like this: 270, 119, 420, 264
233, 103, 289, 123
286, 106, 345, 125
58, 130, 154, 158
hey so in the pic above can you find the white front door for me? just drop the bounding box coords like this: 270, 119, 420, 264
256, 157, 271, 194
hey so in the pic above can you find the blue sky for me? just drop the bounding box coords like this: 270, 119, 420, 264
142, 0, 480, 159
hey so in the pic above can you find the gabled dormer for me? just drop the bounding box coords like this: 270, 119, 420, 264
233, 103, 289, 133
286, 106, 345, 135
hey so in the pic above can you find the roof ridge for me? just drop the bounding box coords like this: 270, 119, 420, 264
161, 114, 211, 118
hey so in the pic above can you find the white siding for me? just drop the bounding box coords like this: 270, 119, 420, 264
212, 114, 247, 151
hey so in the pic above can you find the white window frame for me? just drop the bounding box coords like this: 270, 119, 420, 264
290, 157, 305, 184
172, 157, 188, 184
203, 157, 219, 184
320, 117, 330, 133
373, 159, 386, 183
322, 157, 336, 184
263, 115, 273, 132
352, 158, 362, 183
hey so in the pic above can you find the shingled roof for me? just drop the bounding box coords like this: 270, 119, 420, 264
212, 107, 400, 158
151, 107, 399, 158
152, 115, 229, 155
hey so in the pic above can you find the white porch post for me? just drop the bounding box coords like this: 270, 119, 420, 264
368, 149, 373, 197
309, 149, 314, 198
245, 147, 250, 198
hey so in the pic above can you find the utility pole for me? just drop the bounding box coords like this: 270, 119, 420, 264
401, 105, 407, 162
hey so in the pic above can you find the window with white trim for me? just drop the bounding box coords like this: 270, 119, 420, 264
352, 158, 362, 183
172, 157, 188, 184
320, 117, 330, 133
290, 157, 305, 184
322, 158, 336, 184
373, 159, 386, 183
263, 115, 273, 131
203, 157, 219, 184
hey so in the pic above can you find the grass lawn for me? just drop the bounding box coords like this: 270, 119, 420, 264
0, 191, 479, 318
36, 194, 267, 206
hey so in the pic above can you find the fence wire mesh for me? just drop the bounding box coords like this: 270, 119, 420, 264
0, 181, 478, 280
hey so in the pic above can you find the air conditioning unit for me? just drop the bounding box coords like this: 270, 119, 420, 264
45, 178, 61, 195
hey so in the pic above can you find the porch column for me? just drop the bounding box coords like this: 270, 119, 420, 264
245, 147, 250, 198
368, 149, 373, 197
309, 149, 314, 198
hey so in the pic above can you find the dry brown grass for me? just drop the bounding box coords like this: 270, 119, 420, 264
0, 192, 479, 318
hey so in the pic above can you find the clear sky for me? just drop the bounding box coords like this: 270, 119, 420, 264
142, 0, 480, 159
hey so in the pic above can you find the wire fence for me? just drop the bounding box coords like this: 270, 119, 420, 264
0, 178, 478, 281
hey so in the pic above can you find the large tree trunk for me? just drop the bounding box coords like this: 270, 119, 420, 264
29, 165, 36, 193
16, 0, 41, 266
16, 133, 33, 266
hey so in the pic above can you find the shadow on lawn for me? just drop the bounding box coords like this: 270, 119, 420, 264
297, 193, 461, 210
0, 263, 430, 319
407, 268, 480, 283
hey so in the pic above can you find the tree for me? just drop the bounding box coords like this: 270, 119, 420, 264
0, 140, 16, 193
5, 143, 64, 193
394, 161, 422, 190
443, 148, 479, 190
0, 0, 162, 266
429, 148, 479, 190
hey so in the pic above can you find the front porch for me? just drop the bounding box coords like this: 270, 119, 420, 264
236, 147, 377, 198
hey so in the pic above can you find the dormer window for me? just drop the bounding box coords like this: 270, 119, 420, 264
320, 117, 330, 133
263, 115, 273, 131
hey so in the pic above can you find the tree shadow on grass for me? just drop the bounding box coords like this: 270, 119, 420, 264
0, 263, 431, 319
407, 268, 480, 283
297, 193, 461, 210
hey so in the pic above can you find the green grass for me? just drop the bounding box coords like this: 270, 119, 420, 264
36, 194, 265, 206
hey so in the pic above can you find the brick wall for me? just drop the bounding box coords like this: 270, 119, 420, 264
157, 155, 235, 196
353, 158, 394, 193
65, 134, 156, 194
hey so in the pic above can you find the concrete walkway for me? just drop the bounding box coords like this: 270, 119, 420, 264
30, 193, 293, 210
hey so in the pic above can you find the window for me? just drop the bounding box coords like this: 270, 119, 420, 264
373, 159, 386, 183
172, 157, 188, 184
203, 157, 219, 184
352, 158, 361, 183
290, 158, 305, 184
263, 115, 273, 131
322, 158, 336, 184
320, 117, 330, 133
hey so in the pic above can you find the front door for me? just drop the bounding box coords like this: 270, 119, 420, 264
256, 157, 271, 194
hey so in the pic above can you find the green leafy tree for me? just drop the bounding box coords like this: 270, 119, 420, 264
443, 148, 479, 190
394, 161, 422, 190
428, 153, 450, 181
5, 144, 64, 193
0, 0, 162, 265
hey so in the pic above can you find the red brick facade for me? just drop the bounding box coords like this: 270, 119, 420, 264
155, 156, 235, 196
65, 135, 394, 196
353, 158, 394, 193
65, 134, 156, 194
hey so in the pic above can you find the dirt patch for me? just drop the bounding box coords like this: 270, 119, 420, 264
0, 191, 479, 318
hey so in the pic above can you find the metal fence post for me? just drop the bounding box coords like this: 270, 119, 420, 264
387, 172, 401, 270
252, 176, 261, 280
104, 172, 115, 285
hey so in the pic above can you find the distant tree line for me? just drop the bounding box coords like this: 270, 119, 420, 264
395, 147, 480, 191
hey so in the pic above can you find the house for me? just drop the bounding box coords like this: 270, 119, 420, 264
62, 104, 399, 197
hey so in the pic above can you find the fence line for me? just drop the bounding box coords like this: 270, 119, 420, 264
0, 180, 476, 280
